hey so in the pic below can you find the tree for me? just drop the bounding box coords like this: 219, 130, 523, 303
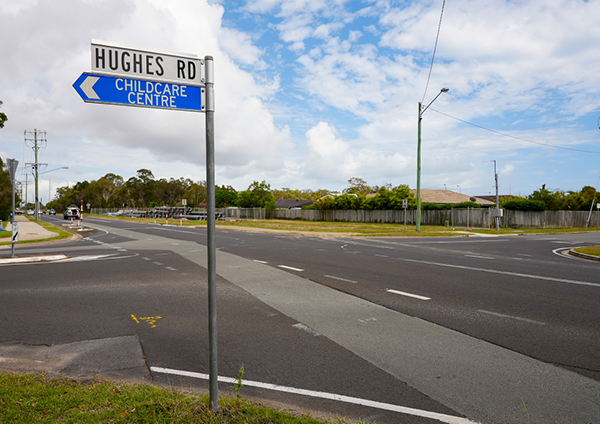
362, 185, 415, 210
237, 180, 276, 209
215, 185, 238, 208
0, 158, 14, 220
343, 177, 378, 196
155, 177, 188, 206
528, 184, 563, 211
184, 181, 207, 207
0, 100, 7, 129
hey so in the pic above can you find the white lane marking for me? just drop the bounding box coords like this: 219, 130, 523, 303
150, 367, 476, 424
292, 323, 321, 336
253, 260, 268, 264
375, 254, 389, 258
386, 289, 431, 301
165, 267, 177, 271
551, 241, 578, 244
478, 310, 546, 326
465, 255, 494, 260
324, 275, 357, 284
55, 253, 138, 263
397, 257, 600, 288
278, 265, 304, 272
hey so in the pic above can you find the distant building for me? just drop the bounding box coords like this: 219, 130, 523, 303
410, 189, 495, 207
276, 199, 314, 209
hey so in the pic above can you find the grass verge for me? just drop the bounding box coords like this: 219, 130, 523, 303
573, 245, 600, 257
90, 215, 600, 237
0, 373, 348, 424
0, 216, 74, 246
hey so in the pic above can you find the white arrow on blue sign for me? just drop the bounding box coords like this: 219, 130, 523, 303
73, 72, 204, 112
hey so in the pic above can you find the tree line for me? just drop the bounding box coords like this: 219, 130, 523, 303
12, 170, 599, 217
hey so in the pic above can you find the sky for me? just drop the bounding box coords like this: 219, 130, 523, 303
1, 0, 600, 205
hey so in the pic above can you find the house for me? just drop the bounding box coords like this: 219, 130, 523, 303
409, 189, 495, 207
276, 199, 314, 209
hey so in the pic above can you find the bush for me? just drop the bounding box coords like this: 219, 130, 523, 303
503, 199, 547, 211
422, 201, 480, 210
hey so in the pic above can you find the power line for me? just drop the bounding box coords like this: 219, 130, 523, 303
421, 0, 446, 104
430, 107, 600, 154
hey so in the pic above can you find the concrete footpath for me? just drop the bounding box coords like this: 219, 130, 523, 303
2, 215, 60, 242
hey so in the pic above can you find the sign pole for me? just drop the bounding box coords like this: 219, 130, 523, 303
204, 55, 218, 412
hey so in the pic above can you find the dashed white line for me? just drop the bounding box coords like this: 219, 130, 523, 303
253, 260, 268, 264
150, 367, 476, 424
478, 310, 546, 326
278, 265, 304, 272
324, 275, 357, 284
165, 267, 177, 271
292, 323, 321, 336
397, 257, 600, 288
386, 289, 431, 301
465, 255, 494, 260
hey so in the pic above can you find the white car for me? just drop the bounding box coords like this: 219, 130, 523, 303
27, 209, 34, 215
63, 207, 80, 220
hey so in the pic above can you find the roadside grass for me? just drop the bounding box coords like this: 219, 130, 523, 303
573, 245, 600, 257
90, 214, 600, 237
0, 216, 75, 246
0, 373, 348, 424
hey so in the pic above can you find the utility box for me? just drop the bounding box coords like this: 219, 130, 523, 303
491, 209, 503, 217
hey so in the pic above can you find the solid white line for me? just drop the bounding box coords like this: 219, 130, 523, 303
386, 289, 431, 301
324, 275, 357, 284
464, 255, 494, 260
278, 265, 304, 272
397, 257, 600, 288
150, 366, 476, 424
478, 310, 546, 326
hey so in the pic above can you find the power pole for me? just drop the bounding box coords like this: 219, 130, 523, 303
24, 129, 47, 221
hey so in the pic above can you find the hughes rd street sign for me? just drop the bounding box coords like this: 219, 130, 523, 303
91, 40, 205, 86
73, 40, 205, 112
73, 72, 204, 112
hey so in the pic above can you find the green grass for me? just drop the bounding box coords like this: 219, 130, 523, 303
0, 373, 350, 423
0, 216, 74, 246
573, 245, 600, 257
90, 214, 600, 237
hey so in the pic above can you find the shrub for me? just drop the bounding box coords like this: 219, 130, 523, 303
503, 199, 547, 211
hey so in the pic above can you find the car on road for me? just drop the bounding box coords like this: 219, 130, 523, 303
27, 209, 34, 215
49, 209, 56, 215
63, 207, 80, 220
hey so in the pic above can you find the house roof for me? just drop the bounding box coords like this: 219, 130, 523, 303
409, 189, 495, 207
276, 199, 314, 209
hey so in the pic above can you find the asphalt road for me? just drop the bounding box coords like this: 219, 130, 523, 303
1, 216, 599, 424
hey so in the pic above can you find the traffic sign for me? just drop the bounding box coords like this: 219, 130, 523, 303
73, 72, 204, 112
92, 40, 204, 86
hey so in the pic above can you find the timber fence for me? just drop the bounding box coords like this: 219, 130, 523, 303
90, 207, 600, 228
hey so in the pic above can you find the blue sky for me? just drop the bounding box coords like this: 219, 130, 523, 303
1, 0, 600, 203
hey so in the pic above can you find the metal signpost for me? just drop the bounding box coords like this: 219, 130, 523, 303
74, 41, 218, 411
402, 198, 408, 235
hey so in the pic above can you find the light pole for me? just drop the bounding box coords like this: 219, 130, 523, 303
40, 166, 69, 205
417, 87, 449, 231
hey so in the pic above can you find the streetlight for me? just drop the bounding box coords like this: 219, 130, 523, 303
416, 87, 449, 231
